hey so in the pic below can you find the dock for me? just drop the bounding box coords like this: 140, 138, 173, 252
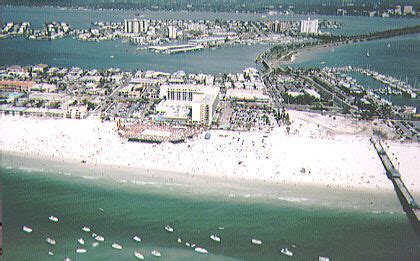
148, 44, 204, 54
371, 139, 420, 234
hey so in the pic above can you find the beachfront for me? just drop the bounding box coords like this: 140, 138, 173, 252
1, 110, 418, 195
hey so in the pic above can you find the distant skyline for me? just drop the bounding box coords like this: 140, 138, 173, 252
3, 0, 420, 12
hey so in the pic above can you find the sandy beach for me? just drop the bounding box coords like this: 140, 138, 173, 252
1, 111, 419, 197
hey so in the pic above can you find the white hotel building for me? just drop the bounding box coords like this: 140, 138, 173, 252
300, 18, 319, 34
158, 84, 220, 126
124, 19, 149, 34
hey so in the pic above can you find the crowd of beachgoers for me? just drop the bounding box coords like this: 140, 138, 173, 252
1, 110, 419, 195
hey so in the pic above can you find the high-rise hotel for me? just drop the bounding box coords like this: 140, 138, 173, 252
124, 19, 149, 34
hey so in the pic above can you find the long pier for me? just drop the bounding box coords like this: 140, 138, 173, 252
371, 139, 420, 234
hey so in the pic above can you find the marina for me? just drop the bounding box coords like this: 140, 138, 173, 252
148, 44, 204, 54
357, 68, 418, 99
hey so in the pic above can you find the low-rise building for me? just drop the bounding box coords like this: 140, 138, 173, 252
0, 80, 37, 92
65, 105, 88, 119
226, 89, 270, 103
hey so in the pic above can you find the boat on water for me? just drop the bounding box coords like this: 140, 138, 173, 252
92, 242, 99, 247
133, 236, 142, 242
110, 55, 114, 58
185, 242, 190, 247
78, 238, 85, 245
387, 43, 391, 48
366, 51, 370, 57
164, 225, 174, 232
76, 248, 87, 254
48, 251, 54, 256
218, 227, 224, 230
95, 235, 105, 242
281, 248, 293, 257
134, 251, 145, 259
194, 247, 208, 254
210, 234, 221, 242
251, 239, 262, 245
151, 249, 161, 257
112, 243, 123, 250
22, 226, 33, 233
177, 238, 182, 243
191, 244, 196, 248
81, 226, 91, 232
48, 216, 59, 222
319, 256, 330, 261
46, 237, 56, 245
64, 258, 72, 261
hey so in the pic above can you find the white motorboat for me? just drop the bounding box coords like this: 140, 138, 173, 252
218, 227, 224, 230
76, 248, 87, 254
191, 244, 196, 248
318, 257, 330, 261
210, 234, 221, 242
112, 243, 123, 250
91, 233, 97, 238
151, 249, 161, 257
64, 258, 72, 261
134, 251, 145, 259
22, 226, 33, 233
95, 235, 105, 242
177, 238, 182, 243
281, 248, 293, 257
164, 225, 174, 232
81, 226, 91, 232
46, 237, 56, 245
92, 242, 99, 247
78, 238, 85, 245
133, 236, 142, 242
48, 251, 54, 256
48, 216, 59, 222
194, 247, 208, 254
185, 242, 190, 247
251, 239, 262, 245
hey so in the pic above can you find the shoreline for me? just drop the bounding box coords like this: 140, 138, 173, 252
1, 151, 403, 213
264, 31, 420, 67
1, 112, 416, 193
1, 111, 418, 211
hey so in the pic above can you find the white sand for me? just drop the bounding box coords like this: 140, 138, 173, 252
1, 111, 418, 194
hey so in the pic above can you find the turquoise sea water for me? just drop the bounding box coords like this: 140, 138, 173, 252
2, 164, 420, 260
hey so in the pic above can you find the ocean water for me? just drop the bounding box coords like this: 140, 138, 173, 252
2, 164, 420, 261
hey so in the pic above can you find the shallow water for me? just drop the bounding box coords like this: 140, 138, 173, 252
2, 163, 419, 260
